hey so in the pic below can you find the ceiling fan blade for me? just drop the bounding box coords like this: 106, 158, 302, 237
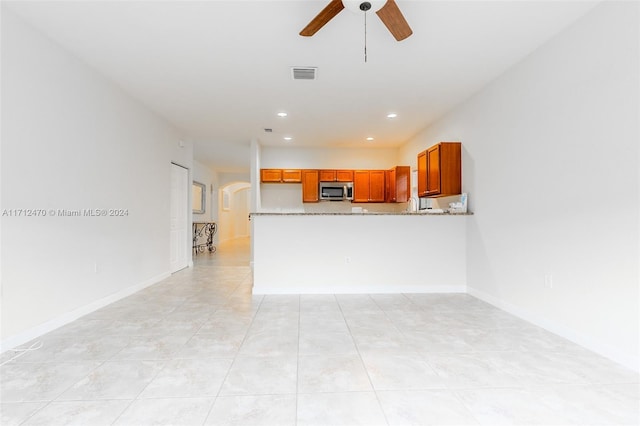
300, 0, 345, 37
376, 0, 413, 41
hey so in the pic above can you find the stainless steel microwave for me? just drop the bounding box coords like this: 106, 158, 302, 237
320, 182, 354, 201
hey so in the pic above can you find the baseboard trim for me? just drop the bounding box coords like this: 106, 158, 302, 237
0, 271, 171, 353
467, 286, 640, 373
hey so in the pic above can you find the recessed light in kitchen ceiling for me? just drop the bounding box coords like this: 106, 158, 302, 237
284, 137, 293, 141
366, 137, 374, 141
277, 112, 288, 117
387, 113, 398, 119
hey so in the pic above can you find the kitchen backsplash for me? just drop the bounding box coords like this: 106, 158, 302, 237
260, 184, 405, 213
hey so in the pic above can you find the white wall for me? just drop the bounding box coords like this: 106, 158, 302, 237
250, 139, 261, 213
192, 160, 216, 223
399, 1, 639, 370
218, 172, 250, 188
253, 215, 466, 294
0, 9, 190, 347
260, 146, 400, 170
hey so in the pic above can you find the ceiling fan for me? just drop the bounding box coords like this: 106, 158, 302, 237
300, 0, 413, 41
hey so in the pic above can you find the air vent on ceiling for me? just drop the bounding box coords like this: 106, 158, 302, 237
291, 67, 317, 80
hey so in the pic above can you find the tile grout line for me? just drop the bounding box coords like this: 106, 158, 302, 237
111, 275, 246, 425
200, 288, 265, 425
196, 267, 252, 425
337, 294, 391, 426
106, 272, 217, 423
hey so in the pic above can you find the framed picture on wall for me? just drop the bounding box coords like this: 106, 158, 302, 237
192, 181, 206, 214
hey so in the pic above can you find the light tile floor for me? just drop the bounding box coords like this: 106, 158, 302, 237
1, 237, 639, 425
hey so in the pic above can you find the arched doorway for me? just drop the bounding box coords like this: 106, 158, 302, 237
217, 181, 251, 243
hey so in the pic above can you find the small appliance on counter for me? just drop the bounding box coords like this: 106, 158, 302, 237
418, 197, 443, 213
418, 197, 432, 210
448, 193, 468, 213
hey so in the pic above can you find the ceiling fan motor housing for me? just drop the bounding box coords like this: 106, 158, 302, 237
343, 0, 386, 13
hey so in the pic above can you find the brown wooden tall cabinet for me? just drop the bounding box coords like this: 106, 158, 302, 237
386, 166, 410, 202
301, 170, 319, 202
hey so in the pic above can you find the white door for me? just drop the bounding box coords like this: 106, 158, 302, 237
170, 163, 189, 272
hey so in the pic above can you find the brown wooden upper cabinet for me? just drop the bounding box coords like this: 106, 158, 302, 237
354, 170, 385, 203
261, 169, 282, 183
319, 170, 354, 182
385, 166, 411, 203
302, 170, 319, 202
282, 169, 302, 182
260, 169, 301, 183
417, 142, 461, 197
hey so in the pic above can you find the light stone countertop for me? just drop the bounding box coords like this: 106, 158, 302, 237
250, 211, 473, 216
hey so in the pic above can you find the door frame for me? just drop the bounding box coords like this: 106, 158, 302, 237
170, 162, 191, 272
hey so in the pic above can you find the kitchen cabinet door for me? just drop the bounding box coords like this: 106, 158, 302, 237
369, 170, 386, 202
426, 145, 441, 195
395, 166, 411, 202
417, 151, 427, 197
385, 169, 396, 202
319, 170, 336, 182
281, 169, 302, 183
353, 170, 370, 202
335, 170, 354, 182
320, 170, 354, 182
355, 170, 385, 202
261, 169, 282, 183
387, 166, 410, 202
302, 170, 319, 202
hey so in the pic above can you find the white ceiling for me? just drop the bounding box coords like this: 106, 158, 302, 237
6, 0, 598, 172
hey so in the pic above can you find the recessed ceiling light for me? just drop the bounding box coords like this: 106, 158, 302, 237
366, 137, 374, 141
284, 137, 293, 141
277, 112, 288, 117
387, 113, 398, 119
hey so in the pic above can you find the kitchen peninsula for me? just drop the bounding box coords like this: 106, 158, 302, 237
251, 211, 470, 294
